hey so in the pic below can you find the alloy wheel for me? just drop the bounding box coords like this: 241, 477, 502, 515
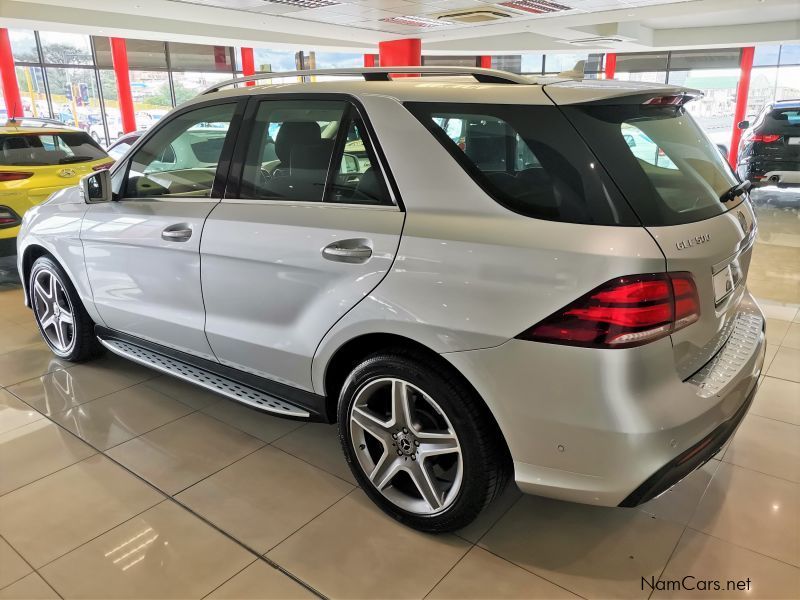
349, 377, 463, 515
32, 268, 76, 354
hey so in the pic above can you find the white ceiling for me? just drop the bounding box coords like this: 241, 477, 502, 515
1, 0, 798, 53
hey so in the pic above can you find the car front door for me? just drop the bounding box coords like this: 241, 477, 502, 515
200, 96, 404, 391
81, 99, 244, 360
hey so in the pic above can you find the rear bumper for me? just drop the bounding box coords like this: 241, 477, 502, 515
442, 292, 765, 507
738, 159, 800, 186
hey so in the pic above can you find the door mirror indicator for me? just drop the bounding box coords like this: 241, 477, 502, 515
81, 170, 112, 204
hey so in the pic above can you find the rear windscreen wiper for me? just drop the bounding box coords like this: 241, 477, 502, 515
59, 156, 93, 164
720, 180, 751, 203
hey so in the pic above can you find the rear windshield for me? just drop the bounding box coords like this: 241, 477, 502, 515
561, 103, 740, 226
766, 108, 800, 128
406, 102, 638, 226
0, 132, 107, 167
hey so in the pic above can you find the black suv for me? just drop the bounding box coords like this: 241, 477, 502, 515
736, 99, 800, 186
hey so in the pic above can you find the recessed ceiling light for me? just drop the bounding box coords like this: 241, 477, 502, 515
263, 0, 341, 8
380, 15, 456, 27
499, 0, 572, 14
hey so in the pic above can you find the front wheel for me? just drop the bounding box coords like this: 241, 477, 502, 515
338, 350, 508, 532
30, 256, 103, 362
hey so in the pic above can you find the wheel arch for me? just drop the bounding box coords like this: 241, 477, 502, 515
20, 244, 53, 306
321, 332, 512, 469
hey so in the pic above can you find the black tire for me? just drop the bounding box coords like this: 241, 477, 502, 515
29, 256, 103, 362
337, 348, 508, 533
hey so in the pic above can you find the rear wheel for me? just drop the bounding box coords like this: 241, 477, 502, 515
30, 256, 103, 362
338, 350, 507, 532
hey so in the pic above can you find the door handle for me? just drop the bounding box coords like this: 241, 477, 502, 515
322, 240, 373, 264
161, 224, 192, 242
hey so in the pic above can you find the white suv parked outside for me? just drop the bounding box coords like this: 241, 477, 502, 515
17, 67, 765, 532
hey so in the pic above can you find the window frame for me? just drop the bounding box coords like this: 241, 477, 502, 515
111, 96, 247, 201
224, 93, 402, 210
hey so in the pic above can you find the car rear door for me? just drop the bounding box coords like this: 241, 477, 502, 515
200, 95, 404, 391
81, 98, 244, 360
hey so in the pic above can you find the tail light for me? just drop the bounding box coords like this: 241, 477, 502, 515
752, 134, 781, 143
0, 171, 34, 182
0, 206, 22, 228
516, 273, 700, 349
92, 162, 113, 171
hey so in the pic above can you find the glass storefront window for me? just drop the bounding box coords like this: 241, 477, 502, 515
615, 71, 667, 84
39, 31, 93, 65
15, 66, 50, 118
520, 54, 544, 74
749, 67, 778, 120
615, 52, 668, 73
544, 53, 587, 74
9, 29, 39, 63
779, 45, 800, 65
171, 71, 231, 103
754, 45, 781, 66
93, 37, 168, 70
669, 68, 740, 148
45, 67, 101, 134
132, 71, 172, 131
775, 66, 800, 100
168, 43, 233, 72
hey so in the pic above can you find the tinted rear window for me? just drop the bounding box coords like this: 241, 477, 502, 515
0, 132, 107, 166
406, 103, 638, 226
562, 103, 740, 226
767, 108, 800, 128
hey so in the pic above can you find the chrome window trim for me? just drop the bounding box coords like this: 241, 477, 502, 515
220, 198, 401, 211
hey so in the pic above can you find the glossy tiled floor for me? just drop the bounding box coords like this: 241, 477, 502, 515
1, 212, 799, 598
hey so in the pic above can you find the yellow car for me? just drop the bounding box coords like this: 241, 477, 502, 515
0, 119, 113, 256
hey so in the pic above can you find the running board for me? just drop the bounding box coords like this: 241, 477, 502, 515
98, 338, 310, 419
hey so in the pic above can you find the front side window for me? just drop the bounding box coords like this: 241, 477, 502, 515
124, 103, 235, 199
0, 132, 106, 166
407, 103, 636, 225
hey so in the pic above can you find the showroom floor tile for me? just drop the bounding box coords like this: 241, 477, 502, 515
0, 284, 799, 599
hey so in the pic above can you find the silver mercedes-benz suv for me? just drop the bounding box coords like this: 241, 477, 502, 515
16, 67, 765, 532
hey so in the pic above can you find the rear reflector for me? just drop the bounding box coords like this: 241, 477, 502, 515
0, 171, 34, 182
0, 206, 21, 227
517, 273, 700, 349
752, 134, 781, 143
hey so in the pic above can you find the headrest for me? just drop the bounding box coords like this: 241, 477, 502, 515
290, 140, 333, 174
275, 122, 321, 164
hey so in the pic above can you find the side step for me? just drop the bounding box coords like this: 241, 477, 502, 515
98, 338, 310, 419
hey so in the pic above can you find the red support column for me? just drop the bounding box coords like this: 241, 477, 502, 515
364, 54, 377, 68
479, 56, 492, 69
0, 28, 24, 118
605, 53, 617, 80
110, 37, 136, 134
378, 38, 421, 77
241, 47, 255, 86
729, 47, 754, 169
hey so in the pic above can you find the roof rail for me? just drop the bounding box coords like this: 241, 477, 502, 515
200, 66, 532, 94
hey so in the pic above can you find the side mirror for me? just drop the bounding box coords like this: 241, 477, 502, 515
341, 153, 360, 174
737, 120, 749, 130
80, 169, 112, 204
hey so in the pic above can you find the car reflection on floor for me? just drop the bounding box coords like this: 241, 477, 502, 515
749, 186, 800, 305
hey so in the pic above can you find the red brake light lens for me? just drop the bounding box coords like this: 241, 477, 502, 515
0, 171, 34, 182
92, 162, 113, 171
643, 95, 685, 106
517, 273, 700, 349
752, 134, 781, 143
